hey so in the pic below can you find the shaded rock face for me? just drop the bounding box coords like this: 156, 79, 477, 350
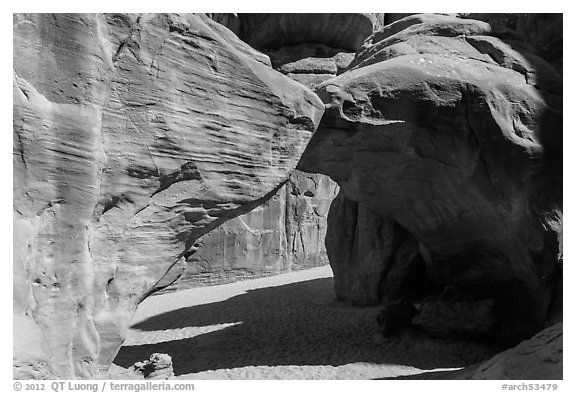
471, 323, 562, 379
298, 14, 562, 341
212, 13, 385, 53
325, 193, 406, 306
383, 323, 562, 380
458, 14, 563, 75
13, 13, 324, 378
515, 14, 563, 75
412, 297, 497, 338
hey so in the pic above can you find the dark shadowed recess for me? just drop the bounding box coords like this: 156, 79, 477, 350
114, 278, 505, 376
379, 15, 563, 379
459, 13, 563, 208
305, 13, 563, 343
466, 13, 563, 334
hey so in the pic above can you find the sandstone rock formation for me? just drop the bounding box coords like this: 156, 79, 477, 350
96, 364, 144, 380
391, 322, 563, 380
168, 14, 397, 289
515, 14, 563, 75
211, 14, 385, 53
298, 14, 562, 341
458, 13, 563, 75
210, 13, 384, 90
132, 353, 174, 380
471, 323, 562, 379
13, 13, 323, 378
253, 13, 382, 89
168, 171, 338, 289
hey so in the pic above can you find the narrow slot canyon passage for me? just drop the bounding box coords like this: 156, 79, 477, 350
113, 265, 505, 379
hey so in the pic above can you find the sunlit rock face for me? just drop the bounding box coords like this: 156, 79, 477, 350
168, 171, 338, 289
13, 13, 324, 378
298, 14, 562, 341
173, 14, 397, 287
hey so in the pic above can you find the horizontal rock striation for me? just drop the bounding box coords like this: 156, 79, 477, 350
13, 13, 324, 378
166, 171, 338, 290
167, 14, 381, 289
298, 14, 562, 341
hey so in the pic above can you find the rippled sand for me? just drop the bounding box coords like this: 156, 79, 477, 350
114, 266, 501, 379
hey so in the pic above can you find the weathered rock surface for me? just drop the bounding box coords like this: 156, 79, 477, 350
471, 323, 562, 379
13, 13, 324, 378
132, 353, 174, 380
457, 14, 563, 75
412, 298, 497, 338
211, 13, 385, 52
264, 42, 355, 89
96, 364, 144, 380
298, 14, 562, 340
167, 14, 376, 289
166, 171, 338, 290
325, 192, 404, 305
382, 324, 562, 380
515, 14, 563, 75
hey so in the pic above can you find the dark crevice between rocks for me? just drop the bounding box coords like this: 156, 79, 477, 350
14, 128, 28, 171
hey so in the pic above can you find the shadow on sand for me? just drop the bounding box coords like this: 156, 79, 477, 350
114, 16, 561, 379
114, 277, 503, 376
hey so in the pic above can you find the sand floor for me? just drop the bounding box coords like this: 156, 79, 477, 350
114, 266, 503, 379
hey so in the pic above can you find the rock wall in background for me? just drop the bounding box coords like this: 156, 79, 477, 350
210, 13, 385, 52
298, 14, 562, 342
168, 171, 338, 290
13, 13, 324, 378
463, 13, 563, 75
